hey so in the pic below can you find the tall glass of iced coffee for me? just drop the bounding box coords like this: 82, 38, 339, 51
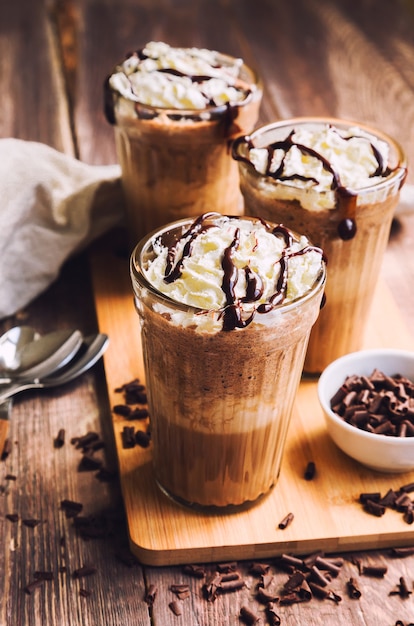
130, 213, 325, 510
233, 118, 407, 374
104, 42, 262, 244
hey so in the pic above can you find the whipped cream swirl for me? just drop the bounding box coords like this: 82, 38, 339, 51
108, 41, 253, 111
233, 123, 405, 212
141, 213, 324, 331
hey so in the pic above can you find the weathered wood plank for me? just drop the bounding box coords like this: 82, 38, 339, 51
0, 0, 73, 154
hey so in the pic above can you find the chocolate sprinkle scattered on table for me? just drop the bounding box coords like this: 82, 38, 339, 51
304, 461, 316, 480
54, 428, 66, 448
278, 512, 294, 529
73, 565, 98, 579
168, 599, 183, 616
60, 499, 83, 518
240, 605, 261, 624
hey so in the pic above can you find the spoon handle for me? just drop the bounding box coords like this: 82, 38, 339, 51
0, 399, 12, 459
0, 384, 26, 403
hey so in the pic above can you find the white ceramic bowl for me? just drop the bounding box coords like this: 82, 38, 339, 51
318, 349, 414, 473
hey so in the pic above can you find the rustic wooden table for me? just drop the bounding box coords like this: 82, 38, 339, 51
1, 1, 414, 625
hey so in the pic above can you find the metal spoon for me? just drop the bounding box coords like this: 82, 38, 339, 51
0, 329, 83, 384
0, 326, 39, 371
0, 333, 109, 402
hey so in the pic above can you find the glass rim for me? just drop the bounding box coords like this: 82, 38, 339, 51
130, 215, 327, 319
233, 116, 407, 193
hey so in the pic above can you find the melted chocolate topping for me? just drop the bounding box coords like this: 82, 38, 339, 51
104, 48, 251, 128
161, 214, 323, 331
232, 127, 403, 242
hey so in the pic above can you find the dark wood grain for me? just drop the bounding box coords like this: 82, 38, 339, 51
1, 1, 414, 624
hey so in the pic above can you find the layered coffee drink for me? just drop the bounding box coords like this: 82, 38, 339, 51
130, 213, 325, 509
104, 42, 262, 243
233, 118, 407, 373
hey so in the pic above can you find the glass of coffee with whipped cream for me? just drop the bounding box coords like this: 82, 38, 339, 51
104, 41, 262, 244
232, 118, 407, 374
130, 213, 325, 510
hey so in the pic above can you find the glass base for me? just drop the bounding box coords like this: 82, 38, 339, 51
155, 479, 275, 515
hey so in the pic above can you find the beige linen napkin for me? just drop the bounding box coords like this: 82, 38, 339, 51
0, 139, 125, 319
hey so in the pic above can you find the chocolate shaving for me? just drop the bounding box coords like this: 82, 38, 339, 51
403, 507, 414, 524
170, 583, 190, 600
256, 587, 279, 603
73, 431, 100, 450
78, 452, 103, 472
217, 577, 245, 593
304, 461, 316, 480
299, 579, 313, 600
258, 573, 274, 589
330, 369, 414, 437
363, 499, 386, 517
279, 591, 304, 605
346, 577, 361, 599
135, 430, 151, 448
60, 499, 83, 518
23, 578, 45, 594
128, 408, 150, 420
239, 605, 261, 624
249, 562, 270, 575
308, 581, 330, 599
314, 556, 341, 577
54, 429, 65, 448
168, 600, 182, 616
112, 404, 132, 417
361, 564, 387, 578
182, 564, 206, 578
144, 583, 157, 606
115, 379, 147, 405
359, 492, 381, 504
278, 512, 294, 529
217, 561, 238, 573
202, 572, 223, 602
389, 576, 412, 598
276, 553, 305, 572
73, 565, 97, 579
22, 518, 41, 528
309, 565, 331, 587
266, 603, 281, 626
121, 426, 136, 449
284, 570, 306, 592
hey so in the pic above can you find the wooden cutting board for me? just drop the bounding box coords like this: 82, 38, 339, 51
90, 232, 414, 566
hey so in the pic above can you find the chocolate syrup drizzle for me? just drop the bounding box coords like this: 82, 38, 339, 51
103, 48, 251, 126
161, 213, 323, 331
232, 128, 403, 241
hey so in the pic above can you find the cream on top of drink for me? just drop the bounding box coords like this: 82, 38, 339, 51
235, 124, 394, 210
142, 213, 324, 331
108, 41, 252, 110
